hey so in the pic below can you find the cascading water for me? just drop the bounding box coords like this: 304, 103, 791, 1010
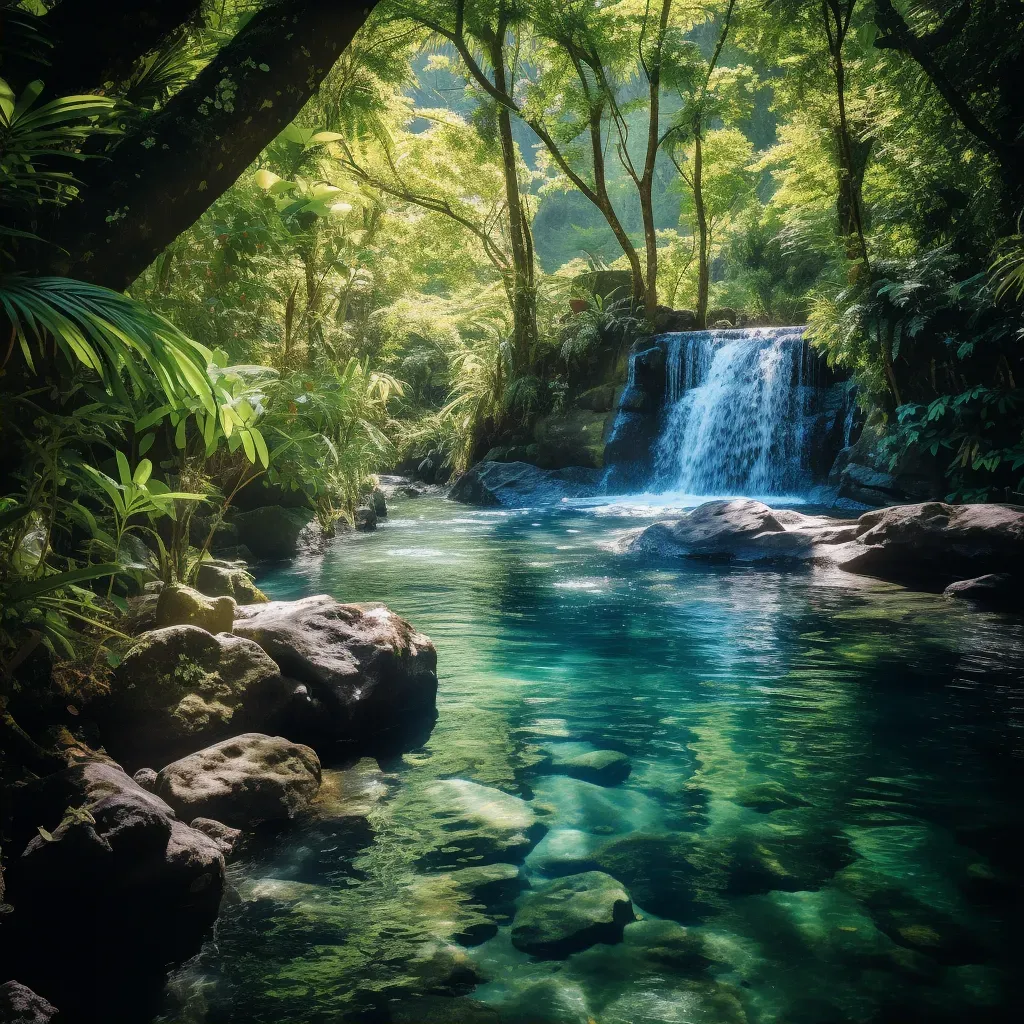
603, 326, 853, 497
653, 327, 813, 496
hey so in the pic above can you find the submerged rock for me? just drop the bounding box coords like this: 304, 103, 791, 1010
497, 978, 592, 1024
548, 748, 632, 786
449, 461, 601, 507
155, 583, 235, 634
108, 625, 295, 762
510, 870, 634, 958
155, 733, 321, 827
389, 996, 501, 1024
233, 595, 438, 749
420, 779, 542, 867
0, 982, 58, 1024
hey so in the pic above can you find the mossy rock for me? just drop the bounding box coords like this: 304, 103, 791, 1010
195, 560, 267, 605
156, 583, 235, 634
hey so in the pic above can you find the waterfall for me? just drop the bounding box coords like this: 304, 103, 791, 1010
653, 327, 812, 496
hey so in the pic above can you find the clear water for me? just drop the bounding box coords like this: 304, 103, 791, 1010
162, 495, 1024, 1024
653, 328, 816, 496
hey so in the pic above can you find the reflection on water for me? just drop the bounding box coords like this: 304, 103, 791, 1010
161, 496, 1024, 1024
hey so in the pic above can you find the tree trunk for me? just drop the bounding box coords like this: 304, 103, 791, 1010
694, 131, 710, 330
490, 34, 538, 374
42, 0, 378, 291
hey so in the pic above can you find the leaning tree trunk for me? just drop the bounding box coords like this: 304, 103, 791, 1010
42, 0, 378, 291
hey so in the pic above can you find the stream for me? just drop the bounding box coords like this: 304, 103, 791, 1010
161, 493, 1024, 1024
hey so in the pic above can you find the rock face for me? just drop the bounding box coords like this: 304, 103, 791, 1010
624, 498, 1024, 593
155, 583, 235, 633
0, 982, 58, 1024
510, 871, 634, 958
109, 625, 296, 762
449, 462, 601, 507
233, 505, 328, 561
531, 409, 610, 470
195, 560, 267, 604
233, 596, 439, 748
155, 733, 321, 828
5, 762, 224, 1019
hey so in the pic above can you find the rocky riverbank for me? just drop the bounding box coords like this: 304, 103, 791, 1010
0, 555, 438, 1022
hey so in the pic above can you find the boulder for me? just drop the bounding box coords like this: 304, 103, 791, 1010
449, 462, 601, 507
576, 383, 618, 413
155, 733, 321, 828
155, 583, 234, 634
0, 982, 58, 1024
548, 749, 631, 786
108, 625, 296, 762
532, 409, 610, 470
510, 871, 634, 958
707, 306, 738, 326
133, 767, 158, 791
189, 817, 242, 858
370, 486, 388, 517
838, 502, 1024, 585
943, 573, 1020, 611
5, 762, 223, 1018
653, 307, 698, 334
233, 595, 438, 748
232, 505, 328, 561
195, 560, 267, 604
355, 505, 377, 531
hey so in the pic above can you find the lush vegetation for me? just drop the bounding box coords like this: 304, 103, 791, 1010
1, 0, 1022, 760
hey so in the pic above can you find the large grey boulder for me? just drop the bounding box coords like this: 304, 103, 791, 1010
155, 733, 321, 828
510, 871, 634, 958
837, 502, 1024, 585
109, 625, 296, 762
233, 596, 438, 747
0, 982, 58, 1024
232, 505, 328, 561
449, 462, 601, 507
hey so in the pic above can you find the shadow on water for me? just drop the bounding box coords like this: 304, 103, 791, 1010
156, 496, 1024, 1024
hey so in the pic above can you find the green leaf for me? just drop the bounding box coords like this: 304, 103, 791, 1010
138, 433, 155, 456
174, 417, 187, 449
240, 428, 256, 464
115, 451, 132, 486
132, 459, 153, 485
7, 563, 121, 601
250, 426, 270, 468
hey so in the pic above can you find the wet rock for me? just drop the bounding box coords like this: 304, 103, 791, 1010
943, 573, 1020, 611
549, 749, 631, 786
447, 862, 524, 905
189, 817, 242, 858
653, 308, 698, 333
195, 560, 267, 604
420, 779, 542, 867
312, 758, 390, 820
625, 498, 1024, 592
838, 502, 1024, 585
449, 462, 601, 507
355, 505, 378, 531
233, 505, 328, 561
5, 762, 223, 1018
155, 733, 321, 828
133, 767, 158, 791
233, 596, 438, 749
408, 939, 486, 994
0, 982, 58, 1024
511, 870, 634, 958
370, 486, 388, 517
108, 625, 295, 762
156, 583, 235, 634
